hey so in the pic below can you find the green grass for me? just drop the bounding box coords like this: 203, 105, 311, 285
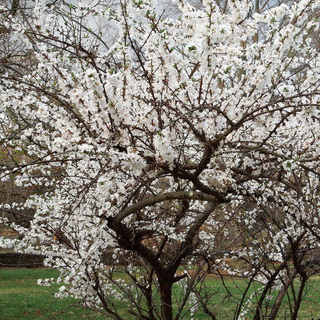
0, 268, 106, 319
1, 268, 320, 319
191, 276, 320, 320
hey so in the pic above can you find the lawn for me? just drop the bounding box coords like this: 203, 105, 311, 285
191, 276, 320, 319
0, 268, 106, 320
1, 268, 320, 319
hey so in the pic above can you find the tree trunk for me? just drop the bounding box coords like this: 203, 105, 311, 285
160, 280, 173, 320
269, 269, 297, 320
291, 276, 307, 320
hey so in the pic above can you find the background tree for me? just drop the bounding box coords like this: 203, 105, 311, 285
0, 0, 320, 319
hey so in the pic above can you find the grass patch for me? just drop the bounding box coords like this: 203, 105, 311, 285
0, 268, 106, 319
1, 268, 320, 319
199, 276, 320, 319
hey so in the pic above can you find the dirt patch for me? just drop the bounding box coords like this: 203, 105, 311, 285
0, 253, 44, 268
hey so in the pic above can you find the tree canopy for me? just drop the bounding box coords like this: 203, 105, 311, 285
0, 0, 320, 319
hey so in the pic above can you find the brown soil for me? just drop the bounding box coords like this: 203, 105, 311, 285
0, 253, 44, 268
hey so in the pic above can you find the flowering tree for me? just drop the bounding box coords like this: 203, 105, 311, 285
1, 0, 320, 319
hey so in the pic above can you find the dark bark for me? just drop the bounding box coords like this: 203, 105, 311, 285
291, 276, 307, 320
159, 280, 173, 320
253, 261, 287, 320
269, 269, 298, 320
